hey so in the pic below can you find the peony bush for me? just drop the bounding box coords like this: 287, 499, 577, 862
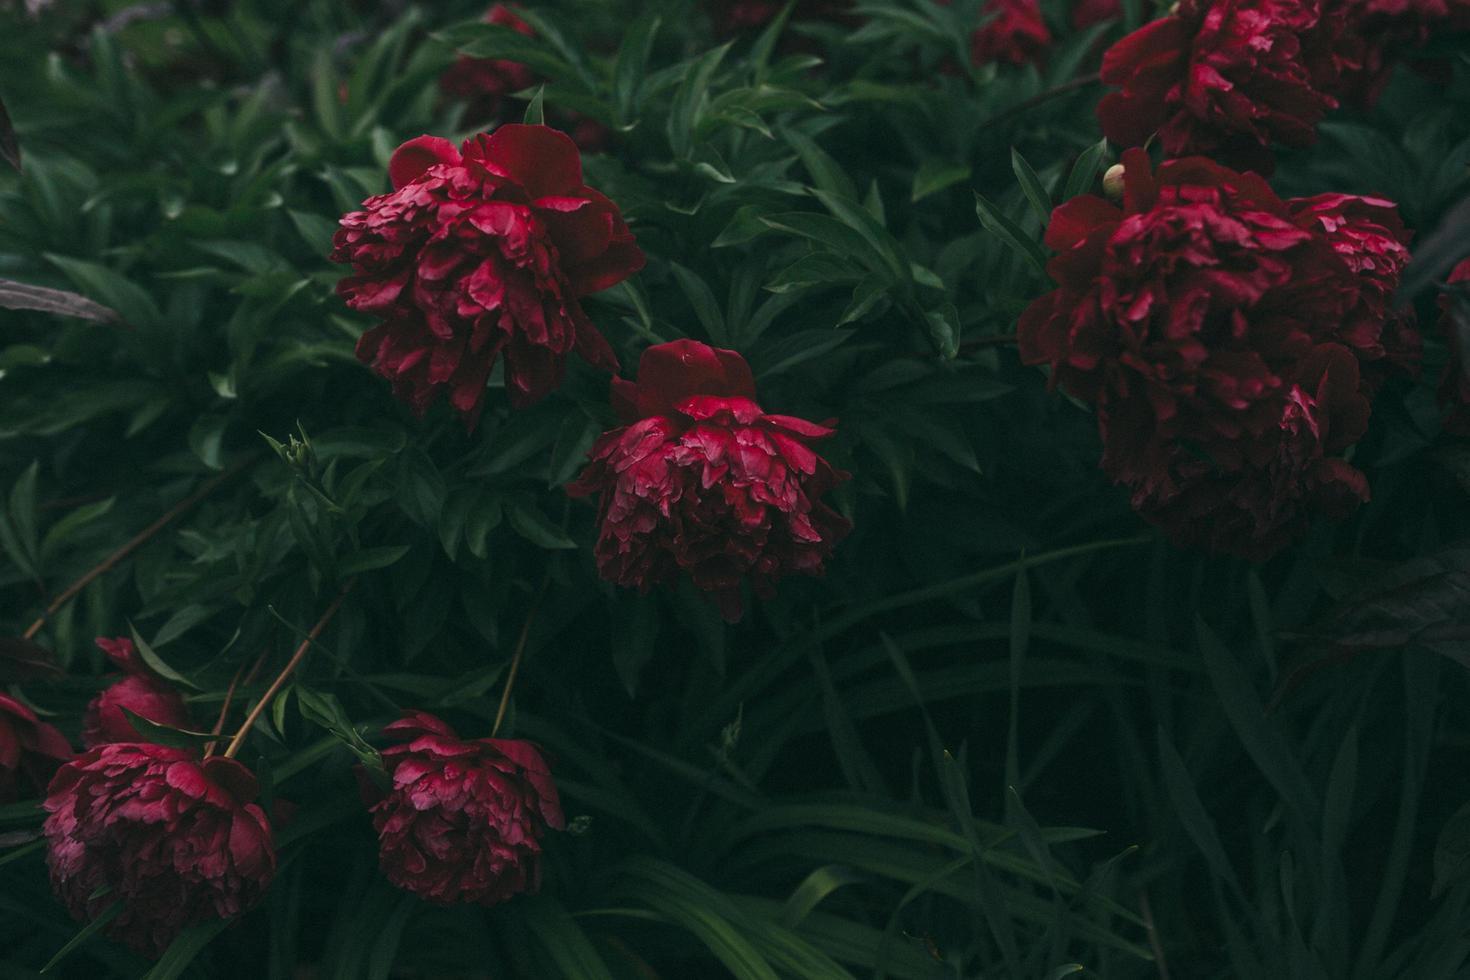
0, 0, 1468, 977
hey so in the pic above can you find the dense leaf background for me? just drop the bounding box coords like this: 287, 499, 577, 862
1, 0, 1469, 977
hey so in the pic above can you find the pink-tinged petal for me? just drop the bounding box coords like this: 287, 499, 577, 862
389, 135, 461, 190
566, 241, 647, 297
202, 757, 262, 804
383, 711, 459, 741
477, 124, 584, 200
95, 636, 148, 676
763, 414, 837, 439
629, 340, 759, 419
1043, 196, 1122, 252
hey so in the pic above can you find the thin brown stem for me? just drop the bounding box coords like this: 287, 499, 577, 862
222, 581, 355, 760
21, 457, 254, 641
491, 577, 551, 738
977, 72, 1103, 130
204, 648, 270, 758
959, 332, 1018, 353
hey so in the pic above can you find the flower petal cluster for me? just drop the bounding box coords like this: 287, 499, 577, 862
43, 744, 275, 958
438, 4, 536, 124
1018, 149, 1417, 557
1097, 0, 1337, 172
366, 711, 564, 906
567, 340, 851, 621
332, 125, 644, 424
971, 0, 1052, 66
82, 637, 192, 748
0, 692, 70, 803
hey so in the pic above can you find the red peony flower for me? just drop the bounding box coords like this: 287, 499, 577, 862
332, 125, 644, 424
43, 744, 275, 958
82, 637, 192, 748
1096, 0, 1337, 173
439, 4, 536, 124
439, 5, 616, 153
1438, 258, 1470, 436
566, 340, 851, 621
1289, 193, 1419, 384
1073, 0, 1122, 28
365, 711, 564, 906
0, 691, 70, 803
971, 0, 1052, 66
1017, 149, 1416, 557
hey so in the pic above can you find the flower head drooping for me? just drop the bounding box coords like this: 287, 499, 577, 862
43, 744, 275, 958
1017, 149, 1417, 558
438, 4, 537, 123
365, 711, 564, 906
567, 340, 852, 621
332, 125, 645, 426
0, 692, 70, 803
82, 637, 192, 748
1096, 0, 1338, 173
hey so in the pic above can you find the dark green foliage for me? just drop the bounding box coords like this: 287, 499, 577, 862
1, 0, 1469, 977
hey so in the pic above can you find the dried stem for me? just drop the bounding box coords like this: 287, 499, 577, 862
21, 458, 253, 641
491, 578, 550, 738
204, 649, 270, 758
977, 72, 1103, 130
222, 581, 355, 760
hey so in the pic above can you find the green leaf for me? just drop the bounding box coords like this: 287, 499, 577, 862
781, 865, 866, 928
45, 254, 163, 329
337, 544, 411, 577
668, 44, 732, 159
1062, 139, 1109, 201
1010, 148, 1052, 227
288, 210, 340, 257
41, 901, 122, 973
188, 414, 228, 470
973, 192, 1049, 278
119, 708, 218, 749
128, 623, 199, 689
784, 127, 859, 202
613, 13, 661, 123
911, 160, 972, 202
522, 85, 545, 126
519, 895, 618, 980
671, 264, 730, 346
506, 500, 575, 550
143, 920, 230, 980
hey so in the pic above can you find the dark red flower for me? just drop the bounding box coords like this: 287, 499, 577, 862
332, 125, 644, 423
1096, 0, 1337, 173
43, 744, 275, 958
1289, 193, 1419, 384
1438, 258, 1470, 436
82, 637, 192, 748
567, 340, 851, 621
1018, 149, 1415, 557
0, 691, 70, 803
439, 5, 536, 124
971, 0, 1052, 66
365, 711, 564, 906
1073, 0, 1122, 28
